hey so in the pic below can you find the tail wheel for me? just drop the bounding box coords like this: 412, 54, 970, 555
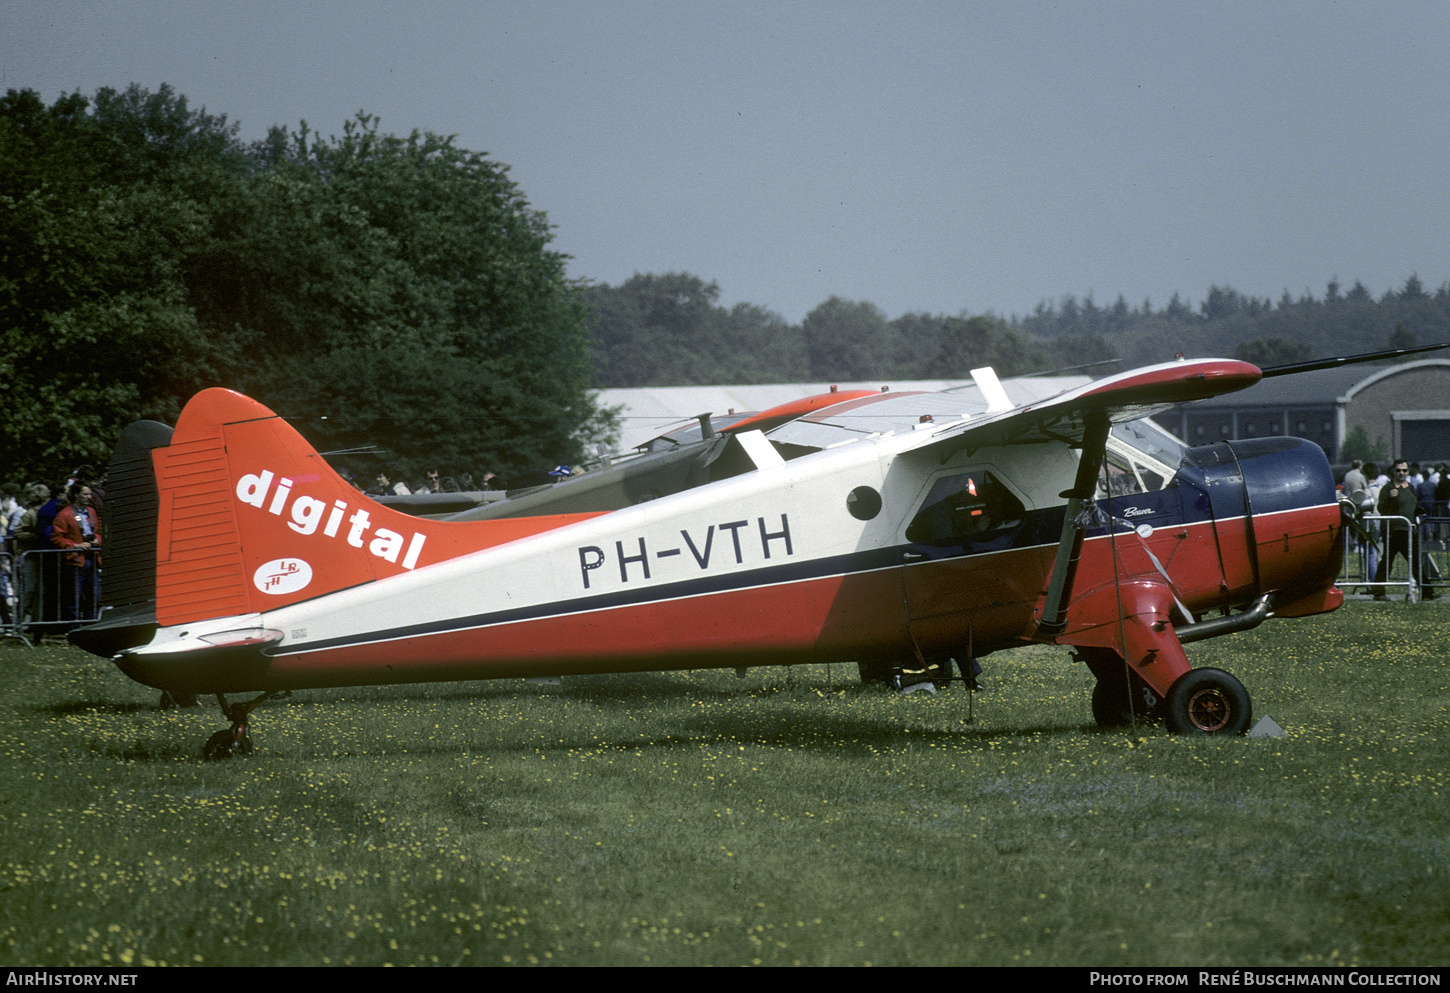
1165, 668, 1252, 735
203, 726, 254, 759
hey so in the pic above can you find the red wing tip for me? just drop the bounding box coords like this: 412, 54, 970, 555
1084, 359, 1262, 404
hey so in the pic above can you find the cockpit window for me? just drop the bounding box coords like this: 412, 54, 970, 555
906, 471, 1026, 546
1101, 455, 1159, 496
1112, 419, 1185, 469
1095, 419, 1183, 498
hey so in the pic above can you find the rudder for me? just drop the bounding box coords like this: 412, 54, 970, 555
73, 388, 604, 655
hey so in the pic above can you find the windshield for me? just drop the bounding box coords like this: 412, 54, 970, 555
1096, 419, 1186, 497
1111, 418, 1185, 467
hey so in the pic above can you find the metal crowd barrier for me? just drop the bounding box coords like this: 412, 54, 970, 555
1418, 514, 1450, 597
1337, 513, 1448, 602
2, 546, 103, 645
0, 550, 14, 640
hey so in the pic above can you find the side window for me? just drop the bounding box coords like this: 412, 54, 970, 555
1101, 455, 1145, 497
906, 471, 1026, 546
1097, 451, 1167, 498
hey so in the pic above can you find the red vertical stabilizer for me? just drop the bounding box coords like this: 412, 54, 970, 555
153, 389, 601, 626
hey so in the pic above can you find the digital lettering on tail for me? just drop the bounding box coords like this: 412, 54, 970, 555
236, 469, 426, 569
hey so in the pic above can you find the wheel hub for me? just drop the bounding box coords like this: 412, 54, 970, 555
1186, 687, 1232, 732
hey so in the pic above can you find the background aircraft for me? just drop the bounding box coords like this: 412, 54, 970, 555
358, 389, 879, 520
74, 358, 1351, 756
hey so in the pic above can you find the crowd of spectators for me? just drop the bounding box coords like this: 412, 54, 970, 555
1340, 459, 1450, 599
2, 466, 104, 638
362, 467, 500, 496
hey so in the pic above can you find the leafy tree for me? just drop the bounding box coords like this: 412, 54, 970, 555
1380, 322, 1422, 366
0, 87, 609, 482
0, 85, 244, 479
718, 301, 808, 384
1037, 332, 1120, 374
905, 314, 1046, 379
1399, 274, 1427, 302
801, 297, 894, 380
586, 273, 806, 387
1340, 425, 1386, 463
237, 115, 606, 476
586, 273, 726, 387
1107, 294, 1131, 333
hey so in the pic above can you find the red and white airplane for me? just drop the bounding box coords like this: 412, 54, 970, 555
75, 357, 1352, 756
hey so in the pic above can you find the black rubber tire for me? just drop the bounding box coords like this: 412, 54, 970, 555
1091, 674, 1162, 726
1164, 668, 1252, 736
203, 728, 254, 759
1080, 647, 1161, 726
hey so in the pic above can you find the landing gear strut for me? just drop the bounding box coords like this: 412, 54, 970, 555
202, 691, 275, 759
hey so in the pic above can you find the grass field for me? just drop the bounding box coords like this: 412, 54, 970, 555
1, 601, 1446, 967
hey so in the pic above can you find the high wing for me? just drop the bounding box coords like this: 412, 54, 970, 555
760, 359, 1263, 641
762, 358, 1261, 456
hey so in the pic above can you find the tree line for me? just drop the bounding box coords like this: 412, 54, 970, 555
587, 273, 1450, 388
1, 84, 611, 484
585, 274, 1107, 387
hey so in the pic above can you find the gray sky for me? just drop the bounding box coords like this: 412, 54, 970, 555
6, 0, 1448, 324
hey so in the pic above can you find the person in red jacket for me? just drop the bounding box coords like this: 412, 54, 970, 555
50, 482, 101, 624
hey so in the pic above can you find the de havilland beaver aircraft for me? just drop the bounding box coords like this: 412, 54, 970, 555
72, 350, 1435, 757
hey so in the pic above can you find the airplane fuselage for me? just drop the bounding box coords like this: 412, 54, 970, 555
117, 425, 1342, 700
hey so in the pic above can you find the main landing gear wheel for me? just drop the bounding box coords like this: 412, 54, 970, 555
1090, 674, 1161, 727
1078, 647, 1161, 727
1164, 668, 1252, 736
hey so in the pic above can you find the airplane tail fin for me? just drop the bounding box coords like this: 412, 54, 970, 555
77, 388, 601, 650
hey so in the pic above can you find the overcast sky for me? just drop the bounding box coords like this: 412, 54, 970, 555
6, 0, 1448, 325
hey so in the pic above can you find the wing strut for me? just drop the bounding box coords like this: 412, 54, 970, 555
1036, 409, 1111, 637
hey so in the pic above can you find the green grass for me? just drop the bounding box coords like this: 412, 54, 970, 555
1, 602, 1447, 966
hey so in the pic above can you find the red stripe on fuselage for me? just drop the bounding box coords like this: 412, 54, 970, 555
259, 567, 911, 688
204, 502, 1344, 692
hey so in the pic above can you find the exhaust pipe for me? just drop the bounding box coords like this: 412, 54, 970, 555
1177, 593, 1275, 644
